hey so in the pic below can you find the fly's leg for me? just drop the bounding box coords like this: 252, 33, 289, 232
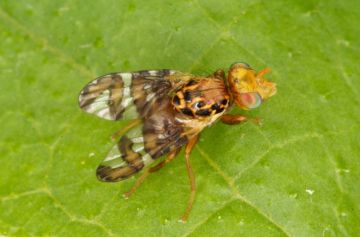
220, 114, 247, 125
220, 114, 261, 125
180, 135, 199, 222
111, 119, 141, 140
123, 149, 179, 199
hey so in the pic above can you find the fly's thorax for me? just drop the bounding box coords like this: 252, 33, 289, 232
171, 78, 230, 119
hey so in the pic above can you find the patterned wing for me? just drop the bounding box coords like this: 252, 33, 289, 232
97, 99, 189, 182
78, 69, 178, 120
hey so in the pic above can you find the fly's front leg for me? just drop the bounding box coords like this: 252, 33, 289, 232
221, 114, 261, 125
180, 135, 199, 222
123, 149, 179, 199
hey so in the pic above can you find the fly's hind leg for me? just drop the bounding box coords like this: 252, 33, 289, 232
180, 135, 199, 222
111, 119, 141, 140
221, 114, 261, 125
123, 149, 179, 199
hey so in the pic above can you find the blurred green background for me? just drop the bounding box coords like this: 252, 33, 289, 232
0, 0, 359, 236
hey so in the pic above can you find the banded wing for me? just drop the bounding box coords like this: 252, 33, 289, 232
97, 99, 189, 182
78, 69, 178, 120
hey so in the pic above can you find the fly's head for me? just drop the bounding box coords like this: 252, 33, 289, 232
227, 62, 277, 110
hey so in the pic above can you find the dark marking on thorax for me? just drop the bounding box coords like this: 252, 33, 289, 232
172, 78, 230, 118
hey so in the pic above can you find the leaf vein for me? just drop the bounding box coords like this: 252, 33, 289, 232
196, 145, 291, 237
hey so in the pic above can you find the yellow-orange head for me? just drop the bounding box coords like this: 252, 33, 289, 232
227, 63, 277, 110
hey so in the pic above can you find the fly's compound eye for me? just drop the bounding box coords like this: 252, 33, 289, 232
239, 92, 262, 109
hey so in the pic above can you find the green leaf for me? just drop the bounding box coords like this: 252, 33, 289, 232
1, 0, 359, 236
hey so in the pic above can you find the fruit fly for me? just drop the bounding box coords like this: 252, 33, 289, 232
78, 63, 276, 221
